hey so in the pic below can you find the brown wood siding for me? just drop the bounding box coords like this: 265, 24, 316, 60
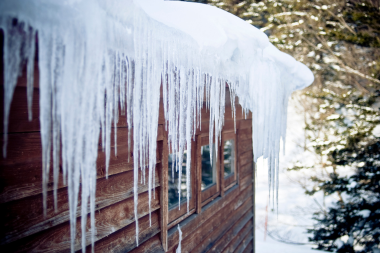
0, 46, 254, 252
163, 119, 254, 253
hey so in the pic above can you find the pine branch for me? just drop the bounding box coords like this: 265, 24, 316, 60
315, 35, 380, 85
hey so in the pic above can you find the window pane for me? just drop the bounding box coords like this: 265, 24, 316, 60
201, 144, 216, 191
223, 139, 235, 178
168, 151, 190, 210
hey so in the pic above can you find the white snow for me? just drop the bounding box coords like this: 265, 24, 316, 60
256, 228, 328, 253
0, 0, 313, 252
357, 209, 371, 218
373, 124, 380, 137
255, 96, 327, 253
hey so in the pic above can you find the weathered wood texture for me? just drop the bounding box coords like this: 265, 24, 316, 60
0, 57, 254, 252
161, 124, 254, 253
0, 121, 164, 204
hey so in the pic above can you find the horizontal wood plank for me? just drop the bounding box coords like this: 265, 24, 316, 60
201, 184, 218, 204
0, 85, 166, 134
0, 127, 163, 204
0, 87, 40, 133
209, 209, 253, 252
239, 150, 253, 169
167, 184, 253, 251
189, 198, 253, 253
222, 219, 252, 253
91, 210, 160, 253
222, 221, 252, 253
129, 234, 165, 253
242, 240, 253, 253
0, 189, 160, 252
240, 162, 254, 180
239, 171, 253, 192
0, 166, 160, 245
231, 230, 253, 253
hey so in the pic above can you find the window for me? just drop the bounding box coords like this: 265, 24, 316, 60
200, 144, 216, 190
168, 152, 189, 210
223, 139, 234, 177
161, 131, 237, 231
222, 132, 237, 190
167, 149, 196, 226
160, 130, 239, 251
198, 136, 220, 207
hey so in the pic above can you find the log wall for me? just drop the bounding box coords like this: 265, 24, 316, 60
0, 38, 254, 252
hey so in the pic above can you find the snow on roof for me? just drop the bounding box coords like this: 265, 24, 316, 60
0, 0, 313, 251
138, 0, 269, 49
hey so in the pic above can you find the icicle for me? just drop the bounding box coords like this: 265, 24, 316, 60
186, 69, 192, 212
51, 36, 64, 211
38, 28, 54, 217
133, 158, 139, 247
176, 224, 182, 253
26, 27, 36, 121
1, 18, 25, 158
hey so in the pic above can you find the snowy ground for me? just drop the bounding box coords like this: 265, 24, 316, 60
255, 228, 326, 253
255, 94, 327, 252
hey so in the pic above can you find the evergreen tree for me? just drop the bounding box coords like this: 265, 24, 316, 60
309, 138, 380, 252
208, 0, 256, 20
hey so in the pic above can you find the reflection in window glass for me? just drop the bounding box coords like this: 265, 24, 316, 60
201, 144, 216, 191
223, 140, 235, 178
168, 151, 190, 210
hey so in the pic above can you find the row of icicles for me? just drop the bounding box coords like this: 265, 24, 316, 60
1, 13, 285, 252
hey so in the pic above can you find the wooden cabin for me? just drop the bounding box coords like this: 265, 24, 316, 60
0, 35, 255, 252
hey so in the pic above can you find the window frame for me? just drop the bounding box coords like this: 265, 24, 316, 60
197, 134, 221, 209
160, 129, 239, 249
166, 140, 197, 228
221, 131, 238, 193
